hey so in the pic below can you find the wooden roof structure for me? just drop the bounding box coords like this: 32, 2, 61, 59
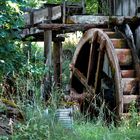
22, 0, 140, 87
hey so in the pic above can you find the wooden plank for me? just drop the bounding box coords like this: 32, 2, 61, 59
123, 95, 140, 104
121, 70, 135, 78
67, 15, 110, 24
24, 6, 61, 26
115, 0, 122, 16
122, 78, 138, 95
66, 15, 140, 24
70, 65, 95, 95
111, 39, 126, 48
115, 49, 132, 66
130, 0, 137, 16
122, 0, 129, 16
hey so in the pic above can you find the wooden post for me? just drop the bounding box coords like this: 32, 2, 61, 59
81, 0, 86, 14
63, 0, 66, 23
53, 37, 64, 87
44, 6, 52, 66
43, 7, 52, 101
44, 30, 52, 66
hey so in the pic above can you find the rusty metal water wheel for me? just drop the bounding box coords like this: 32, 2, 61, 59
70, 28, 140, 120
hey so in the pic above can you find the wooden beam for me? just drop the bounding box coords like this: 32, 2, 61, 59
44, 7, 52, 66
53, 39, 63, 87
66, 15, 140, 24
123, 95, 140, 104
81, 0, 86, 14
43, 8, 53, 101
38, 23, 107, 31
44, 30, 52, 65
24, 6, 61, 26
70, 64, 95, 95
62, 0, 66, 24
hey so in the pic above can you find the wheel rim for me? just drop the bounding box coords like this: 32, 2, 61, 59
70, 28, 140, 119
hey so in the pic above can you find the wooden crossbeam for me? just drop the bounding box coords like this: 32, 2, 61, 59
66, 15, 140, 25
70, 65, 95, 95
38, 23, 107, 31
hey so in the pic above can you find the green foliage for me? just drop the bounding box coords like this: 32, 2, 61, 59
2, 96, 140, 140
86, 0, 98, 14
19, 43, 45, 82
0, 0, 25, 82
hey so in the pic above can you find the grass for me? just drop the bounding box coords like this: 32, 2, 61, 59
1, 41, 140, 140
1, 91, 140, 140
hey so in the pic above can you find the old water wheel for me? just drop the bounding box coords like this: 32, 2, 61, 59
70, 28, 140, 120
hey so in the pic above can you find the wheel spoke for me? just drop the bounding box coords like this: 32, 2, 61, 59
70, 64, 95, 95
94, 40, 105, 93
87, 32, 98, 83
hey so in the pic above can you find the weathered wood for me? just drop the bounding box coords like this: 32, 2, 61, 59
115, 49, 132, 66
66, 15, 140, 24
22, 16, 140, 39
38, 23, 108, 31
44, 30, 52, 65
81, 0, 86, 14
24, 6, 61, 26
114, 0, 137, 16
111, 39, 126, 48
122, 78, 138, 95
123, 95, 140, 104
87, 32, 98, 82
121, 70, 135, 78
122, 0, 129, 16
53, 39, 62, 87
137, 3, 140, 16
44, 6, 52, 66
87, 40, 94, 83
65, 89, 91, 102
94, 40, 105, 93
70, 64, 95, 95
62, 0, 66, 23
